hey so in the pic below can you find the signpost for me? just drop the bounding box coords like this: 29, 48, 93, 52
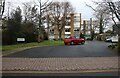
17, 38, 25, 42
17, 38, 25, 46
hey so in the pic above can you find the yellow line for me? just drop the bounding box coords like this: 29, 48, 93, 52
2, 69, 119, 74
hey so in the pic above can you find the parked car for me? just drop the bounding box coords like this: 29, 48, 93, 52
64, 36, 85, 45
105, 36, 118, 43
105, 36, 112, 42
111, 36, 118, 43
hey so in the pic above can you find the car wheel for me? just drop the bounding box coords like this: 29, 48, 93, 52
110, 40, 112, 43
64, 43, 67, 45
70, 41, 74, 45
81, 42, 85, 45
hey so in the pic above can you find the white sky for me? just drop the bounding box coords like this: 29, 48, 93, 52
4, 0, 97, 20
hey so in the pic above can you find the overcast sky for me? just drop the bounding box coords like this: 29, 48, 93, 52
4, 0, 97, 20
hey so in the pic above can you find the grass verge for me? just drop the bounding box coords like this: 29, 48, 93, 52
2, 40, 64, 51
108, 43, 118, 52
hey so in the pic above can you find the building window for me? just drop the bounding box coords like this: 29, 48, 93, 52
66, 17, 70, 19
74, 29, 79, 32
50, 29, 54, 32
66, 22, 70, 26
74, 16, 76, 18
65, 29, 70, 32
65, 34, 71, 38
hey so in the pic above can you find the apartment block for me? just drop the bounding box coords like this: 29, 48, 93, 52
47, 13, 98, 40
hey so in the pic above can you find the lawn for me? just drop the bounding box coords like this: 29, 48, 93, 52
2, 40, 64, 51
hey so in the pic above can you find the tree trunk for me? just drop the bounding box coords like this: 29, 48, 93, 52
59, 30, 62, 40
90, 18, 93, 40
118, 31, 120, 53
83, 20, 86, 36
38, 32, 41, 43
47, 15, 49, 39
99, 15, 103, 34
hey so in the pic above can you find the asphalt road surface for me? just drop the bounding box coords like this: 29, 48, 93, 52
4, 41, 118, 58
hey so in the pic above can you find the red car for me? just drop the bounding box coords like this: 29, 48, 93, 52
64, 36, 85, 45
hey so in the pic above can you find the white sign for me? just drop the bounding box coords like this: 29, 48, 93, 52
17, 38, 25, 42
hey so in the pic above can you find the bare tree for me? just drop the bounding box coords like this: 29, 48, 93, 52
107, 1, 120, 28
48, 1, 74, 40
23, 3, 39, 23
94, 1, 120, 28
86, 1, 111, 34
107, 1, 120, 52
34, 0, 53, 42
87, 0, 120, 52
23, 2, 31, 22
0, 0, 5, 19
90, 0, 120, 29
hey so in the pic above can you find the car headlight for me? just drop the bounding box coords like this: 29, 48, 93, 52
81, 39, 84, 40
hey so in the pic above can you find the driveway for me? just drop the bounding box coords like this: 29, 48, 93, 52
3, 41, 118, 58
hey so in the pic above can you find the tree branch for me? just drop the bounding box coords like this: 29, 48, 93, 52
112, 12, 120, 29
41, 1, 53, 10
41, 0, 49, 7
85, 3, 97, 12
108, 2, 120, 21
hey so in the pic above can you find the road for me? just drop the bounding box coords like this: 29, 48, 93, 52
4, 41, 118, 58
2, 41, 119, 77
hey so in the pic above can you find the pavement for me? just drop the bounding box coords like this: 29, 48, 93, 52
2, 57, 119, 71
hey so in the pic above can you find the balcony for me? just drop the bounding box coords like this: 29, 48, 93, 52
65, 26, 71, 28
65, 32, 71, 34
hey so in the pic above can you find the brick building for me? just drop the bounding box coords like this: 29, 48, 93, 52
46, 13, 98, 40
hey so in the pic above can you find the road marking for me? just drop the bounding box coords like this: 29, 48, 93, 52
2, 69, 119, 74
